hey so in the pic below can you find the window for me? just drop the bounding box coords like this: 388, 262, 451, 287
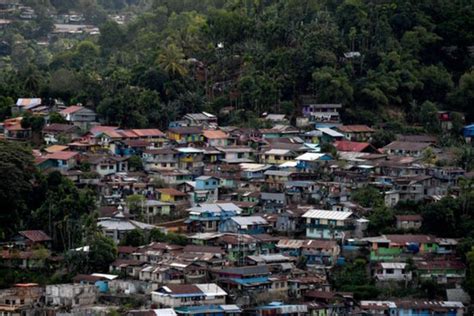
386, 269, 394, 274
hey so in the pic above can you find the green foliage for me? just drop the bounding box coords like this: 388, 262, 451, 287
367, 206, 395, 235
331, 258, 380, 300
48, 112, 67, 124
0, 0, 471, 127
0, 141, 36, 239
120, 229, 145, 247
21, 112, 45, 132
149, 228, 188, 246
33, 171, 97, 250
371, 129, 395, 148
465, 247, 474, 297
128, 155, 144, 171
351, 185, 383, 208
66, 233, 117, 274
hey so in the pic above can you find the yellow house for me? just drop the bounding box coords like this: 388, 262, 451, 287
260, 149, 296, 164
157, 188, 188, 203
167, 126, 203, 143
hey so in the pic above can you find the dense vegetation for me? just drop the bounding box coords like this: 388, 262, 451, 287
0, 0, 473, 132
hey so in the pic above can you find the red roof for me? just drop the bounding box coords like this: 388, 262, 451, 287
118, 246, 138, 254
19, 230, 52, 242
415, 260, 466, 270
59, 105, 84, 115
385, 234, 435, 245
157, 188, 187, 196
44, 150, 79, 160
334, 140, 372, 152
131, 129, 165, 137
396, 215, 423, 221
164, 284, 201, 294
203, 129, 229, 139
337, 125, 375, 133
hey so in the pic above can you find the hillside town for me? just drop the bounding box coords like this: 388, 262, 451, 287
1, 0, 474, 315
0, 96, 473, 316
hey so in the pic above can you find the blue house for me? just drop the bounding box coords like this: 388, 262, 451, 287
463, 124, 474, 142
72, 273, 118, 293
219, 216, 271, 235
187, 203, 242, 233
250, 302, 308, 316
195, 176, 220, 190
174, 305, 242, 316
295, 152, 333, 171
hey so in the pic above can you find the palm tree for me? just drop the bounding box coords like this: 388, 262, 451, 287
156, 43, 188, 77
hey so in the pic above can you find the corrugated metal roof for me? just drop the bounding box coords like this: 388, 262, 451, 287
302, 209, 353, 220
380, 262, 406, 269
317, 127, 344, 137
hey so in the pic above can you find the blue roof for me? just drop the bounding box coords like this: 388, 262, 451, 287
175, 305, 241, 314
229, 276, 269, 285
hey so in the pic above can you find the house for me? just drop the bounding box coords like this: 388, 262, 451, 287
334, 140, 378, 153
210, 265, 275, 304
366, 234, 439, 261
85, 155, 129, 176
304, 291, 355, 315
128, 309, 177, 316
13, 98, 42, 113
277, 239, 340, 267
145, 200, 173, 217
186, 203, 242, 233
438, 111, 465, 131
394, 175, 436, 202
302, 209, 366, 240
97, 212, 156, 244
383, 141, 433, 157
239, 163, 273, 180
264, 170, 295, 190
463, 124, 474, 143
39, 150, 79, 170
215, 146, 255, 163
59, 105, 97, 128
176, 147, 205, 175
3, 117, 31, 141
432, 166, 465, 186
167, 126, 203, 144
263, 113, 289, 124
219, 216, 270, 235
73, 273, 118, 293
42, 123, 80, 144
151, 283, 227, 308
260, 148, 297, 164
259, 125, 300, 139
45, 284, 98, 307
0, 284, 43, 316
301, 96, 342, 125
192, 175, 220, 202
249, 302, 307, 316
295, 152, 333, 171
183, 112, 218, 128
143, 148, 178, 171
415, 260, 466, 285
158, 188, 188, 204
260, 192, 287, 213
359, 300, 464, 316
395, 215, 423, 230
374, 262, 412, 282
12, 230, 52, 250
202, 129, 229, 147
335, 125, 375, 141
316, 127, 345, 143
174, 305, 241, 316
